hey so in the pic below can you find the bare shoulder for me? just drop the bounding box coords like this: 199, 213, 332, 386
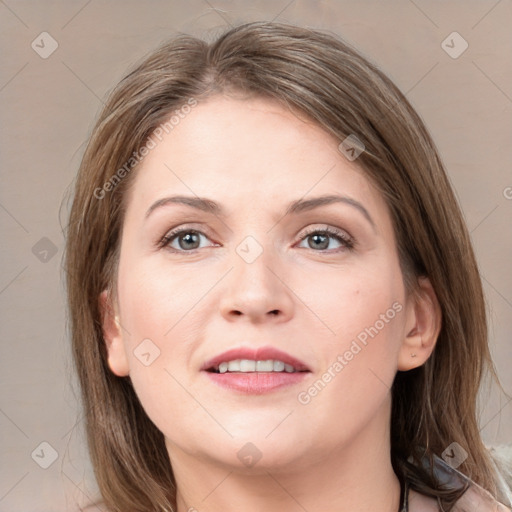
408, 489, 441, 511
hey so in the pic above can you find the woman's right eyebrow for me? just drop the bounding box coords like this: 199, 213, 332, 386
145, 195, 222, 218
144, 194, 376, 231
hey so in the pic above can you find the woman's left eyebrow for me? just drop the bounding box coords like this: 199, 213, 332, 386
144, 194, 376, 231
285, 194, 375, 230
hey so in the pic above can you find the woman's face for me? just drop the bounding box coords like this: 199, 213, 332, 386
103, 94, 425, 473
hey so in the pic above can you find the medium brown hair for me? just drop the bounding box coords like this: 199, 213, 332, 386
64, 21, 504, 511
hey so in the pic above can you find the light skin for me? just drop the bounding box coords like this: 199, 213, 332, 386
99, 94, 441, 512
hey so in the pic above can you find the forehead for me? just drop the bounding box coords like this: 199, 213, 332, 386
124, 95, 387, 223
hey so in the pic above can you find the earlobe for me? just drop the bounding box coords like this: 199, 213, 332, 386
98, 289, 130, 377
397, 277, 442, 371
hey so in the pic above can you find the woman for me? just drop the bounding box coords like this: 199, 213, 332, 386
64, 21, 512, 511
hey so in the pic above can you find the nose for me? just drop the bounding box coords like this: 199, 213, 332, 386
218, 240, 295, 324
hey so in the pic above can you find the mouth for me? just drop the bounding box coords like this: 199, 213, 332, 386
201, 346, 311, 394
207, 359, 306, 374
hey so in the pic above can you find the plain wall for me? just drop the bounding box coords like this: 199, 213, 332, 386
1, 1, 511, 510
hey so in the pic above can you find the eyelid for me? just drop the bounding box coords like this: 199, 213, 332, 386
157, 223, 215, 250
157, 222, 355, 253
296, 224, 355, 250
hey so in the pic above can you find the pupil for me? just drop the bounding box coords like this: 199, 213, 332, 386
180, 232, 199, 250
310, 233, 328, 250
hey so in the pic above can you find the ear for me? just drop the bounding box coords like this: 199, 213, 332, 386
397, 276, 442, 371
98, 289, 130, 377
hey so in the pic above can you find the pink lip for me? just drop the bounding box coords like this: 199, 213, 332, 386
204, 371, 309, 394
201, 346, 311, 395
200, 346, 311, 372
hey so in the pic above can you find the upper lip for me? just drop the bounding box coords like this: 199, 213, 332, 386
201, 346, 311, 372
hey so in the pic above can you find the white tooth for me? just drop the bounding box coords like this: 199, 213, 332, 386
228, 360, 241, 372
256, 360, 274, 372
239, 359, 256, 372
284, 363, 295, 373
218, 362, 229, 373
273, 360, 285, 372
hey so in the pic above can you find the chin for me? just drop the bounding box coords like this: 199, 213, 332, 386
219, 410, 304, 441
215, 440, 306, 474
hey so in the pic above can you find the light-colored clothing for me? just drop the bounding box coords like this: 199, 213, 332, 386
407, 447, 512, 511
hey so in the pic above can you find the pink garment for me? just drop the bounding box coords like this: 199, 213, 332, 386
405, 454, 511, 511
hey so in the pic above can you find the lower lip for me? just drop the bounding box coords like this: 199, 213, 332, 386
203, 371, 310, 394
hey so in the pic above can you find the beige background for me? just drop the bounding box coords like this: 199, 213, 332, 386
0, 0, 511, 510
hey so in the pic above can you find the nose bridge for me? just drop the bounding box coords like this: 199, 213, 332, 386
219, 227, 293, 320
226, 206, 279, 268
233, 230, 279, 293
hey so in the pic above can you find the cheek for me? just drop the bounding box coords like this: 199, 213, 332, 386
307, 261, 405, 349
336, 284, 404, 362
297, 263, 405, 407
295, 297, 404, 446
118, 256, 207, 344
115, 259, 213, 430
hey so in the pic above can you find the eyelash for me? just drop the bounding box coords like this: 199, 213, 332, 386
157, 225, 355, 254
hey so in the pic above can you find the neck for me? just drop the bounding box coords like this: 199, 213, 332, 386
170, 398, 401, 512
